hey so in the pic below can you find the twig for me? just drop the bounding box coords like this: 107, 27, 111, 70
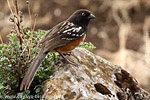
11, 0, 23, 49
8, 0, 27, 87
7, 0, 14, 15
33, 32, 42, 60
27, 14, 38, 64
26, 1, 33, 30
14, 0, 19, 15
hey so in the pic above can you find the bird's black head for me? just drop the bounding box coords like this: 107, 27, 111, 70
68, 9, 96, 28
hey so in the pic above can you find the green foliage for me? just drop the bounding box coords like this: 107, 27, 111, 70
16, 90, 30, 100
0, 28, 95, 100
79, 42, 96, 51
0, 29, 55, 100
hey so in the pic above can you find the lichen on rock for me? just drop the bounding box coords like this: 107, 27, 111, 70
41, 48, 150, 100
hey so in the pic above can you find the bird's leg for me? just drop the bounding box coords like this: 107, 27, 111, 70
56, 50, 78, 66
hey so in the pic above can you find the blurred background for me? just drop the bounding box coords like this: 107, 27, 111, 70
0, 0, 150, 92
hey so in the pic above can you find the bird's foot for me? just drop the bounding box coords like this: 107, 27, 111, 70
56, 50, 78, 67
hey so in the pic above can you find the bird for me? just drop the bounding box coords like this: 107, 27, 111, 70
20, 9, 95, 91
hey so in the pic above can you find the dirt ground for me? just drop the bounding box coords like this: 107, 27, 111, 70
0, 0, 150, 92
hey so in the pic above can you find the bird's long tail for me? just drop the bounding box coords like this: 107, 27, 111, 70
20, 47, 47, 91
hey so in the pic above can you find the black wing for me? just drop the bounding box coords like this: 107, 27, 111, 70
40, 21, 85, 53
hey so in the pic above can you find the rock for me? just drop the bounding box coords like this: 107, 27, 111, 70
41, 48, 150, 100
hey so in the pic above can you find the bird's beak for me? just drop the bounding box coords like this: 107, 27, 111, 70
88, 13, 96, 19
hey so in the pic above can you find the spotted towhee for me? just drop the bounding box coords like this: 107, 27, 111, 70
20, 9, 95, 90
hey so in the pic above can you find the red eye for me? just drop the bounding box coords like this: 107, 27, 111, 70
82, 13, 86, 16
